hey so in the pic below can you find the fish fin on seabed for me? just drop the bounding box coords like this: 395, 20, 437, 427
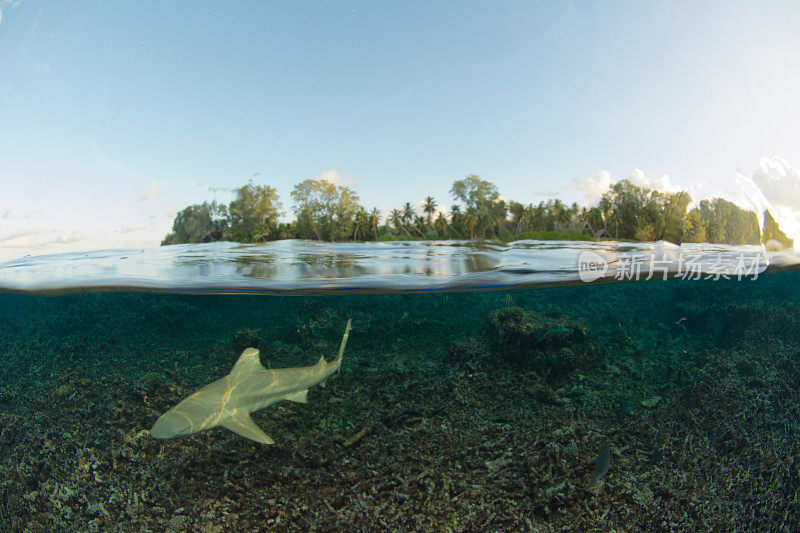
319, 378, 327, 389
221, 412, 275, 445
285, 389, 308, 403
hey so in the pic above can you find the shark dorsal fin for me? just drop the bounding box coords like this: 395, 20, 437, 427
230, 348, 266, 379
220, 411, 274, 444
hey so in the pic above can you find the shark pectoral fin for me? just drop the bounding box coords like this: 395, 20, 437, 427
285, 389, 309, 403
221, 412, 275, 445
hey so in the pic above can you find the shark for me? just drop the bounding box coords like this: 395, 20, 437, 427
150, 319, 352, 444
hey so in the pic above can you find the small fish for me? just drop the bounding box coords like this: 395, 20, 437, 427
589, 444, 611, 484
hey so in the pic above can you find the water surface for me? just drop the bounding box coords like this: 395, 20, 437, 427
0, 239, 792, 294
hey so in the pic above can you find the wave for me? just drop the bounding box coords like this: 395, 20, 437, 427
0, 239, 796, 295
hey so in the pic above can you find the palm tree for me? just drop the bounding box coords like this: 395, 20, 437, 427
598, 196, 615, 237
486, 199, 507, 238
389, 209, 403, 233
450, 205, 463, 238
509, 201, 527, 234
464, 208, 479, 239
353, 208, 374, 240
551, 199, 566, 231
369, 208, 381, 240
422, 196, 438, 227
402, 202, 415, 223
587, 206, 605, 236
401, 202, 418, 237
413, 215, 427, 237
532, 202, 546, 231
434, 212, 448, 238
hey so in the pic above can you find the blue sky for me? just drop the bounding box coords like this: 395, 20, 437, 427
1, 1, 800, 258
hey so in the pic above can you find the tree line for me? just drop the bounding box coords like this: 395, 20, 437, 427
161, 174, 793, 248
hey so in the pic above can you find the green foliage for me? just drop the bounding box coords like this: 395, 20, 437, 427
290, 178, 362, 241
762, 210, 794, 249
661, 191, 692, 243
422, 196, 438, 225
161, 201, 227, 245
450, 174, 503, 238
161, 173, 793, 248
450, 174, 499, 211
682, 209, 706, 243
597, 183, 695, 244
228, 183, 282, 242
353, 207, 381, 241
601, 180, 670, 241
683, 199, 761, 245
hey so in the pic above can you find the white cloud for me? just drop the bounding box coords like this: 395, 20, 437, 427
0, 235, 41, 248
766, 206, 800, 247
116, 226, 144, 234
721, 157, 800, 245
749, 156, 800, 211
139, 180, 159, 201
0, 226, 83, 249
574, 170, 614, 205
0, 208, 36, 219
574, 168, 678, 205
1, 225, 47, 242
316, 170, 356, 188
627, 168, 679, 194
52, 232, 83, 244
0, 228, 85, 262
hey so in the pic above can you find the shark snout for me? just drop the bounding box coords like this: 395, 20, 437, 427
150, 412, 192, 440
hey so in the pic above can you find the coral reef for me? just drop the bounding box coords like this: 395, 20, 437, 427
0, 275, 799, 531
483, 306, 603, 380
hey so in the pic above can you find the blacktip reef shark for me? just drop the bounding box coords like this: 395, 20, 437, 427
150, 319, 352, 445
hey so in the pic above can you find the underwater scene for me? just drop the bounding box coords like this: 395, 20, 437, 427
1, 241, 799, 531
4, 1, 800, 531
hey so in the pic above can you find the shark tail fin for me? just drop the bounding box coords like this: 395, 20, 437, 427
221, 412, 275, 445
